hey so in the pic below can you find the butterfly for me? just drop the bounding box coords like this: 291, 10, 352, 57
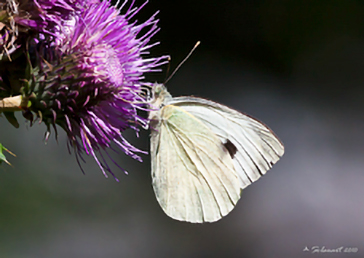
148, 84, 284, 223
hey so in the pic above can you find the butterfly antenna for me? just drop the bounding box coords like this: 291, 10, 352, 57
163, 56, 172, 82
164, 41, 200, 84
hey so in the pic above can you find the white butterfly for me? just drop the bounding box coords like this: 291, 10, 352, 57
148, 84, 284, 223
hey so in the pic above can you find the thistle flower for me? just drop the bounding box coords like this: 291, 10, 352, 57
0, 0, 90, 60
0, 0, 94, 105
15, 0, 168, 178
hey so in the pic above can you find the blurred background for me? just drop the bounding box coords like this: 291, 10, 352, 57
1, 0, 364, 257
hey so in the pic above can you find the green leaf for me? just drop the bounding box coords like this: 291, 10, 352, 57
0, 143, 16, 166
3, 111, 19, 128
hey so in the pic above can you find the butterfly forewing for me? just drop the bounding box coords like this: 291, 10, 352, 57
170, 96, 284, 189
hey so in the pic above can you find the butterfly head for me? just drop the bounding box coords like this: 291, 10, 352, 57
150, 83, 172, 108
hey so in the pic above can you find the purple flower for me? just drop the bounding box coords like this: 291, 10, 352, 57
0, 0, 90, 59
23, 0, 168, 178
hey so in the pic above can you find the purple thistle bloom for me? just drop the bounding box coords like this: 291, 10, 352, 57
14, 0, 83, 31
23, 0, 168, 178
0, 0, 90, 58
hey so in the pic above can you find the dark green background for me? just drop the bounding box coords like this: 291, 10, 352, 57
1, 1, 363, 257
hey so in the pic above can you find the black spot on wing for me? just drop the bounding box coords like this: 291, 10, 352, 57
223, 139, 237, 159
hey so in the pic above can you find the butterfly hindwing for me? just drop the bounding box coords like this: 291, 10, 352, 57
150, 104, 241, 223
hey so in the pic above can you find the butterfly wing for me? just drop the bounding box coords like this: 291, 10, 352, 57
170, 97, 284, 189
150, 104, 241, 223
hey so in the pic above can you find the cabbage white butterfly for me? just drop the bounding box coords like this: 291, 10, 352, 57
148, 84, 284, 223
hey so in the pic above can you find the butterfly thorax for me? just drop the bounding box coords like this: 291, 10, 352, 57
148, 84, 173, 128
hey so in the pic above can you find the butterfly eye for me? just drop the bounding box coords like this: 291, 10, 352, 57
154, 84, 161, 94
